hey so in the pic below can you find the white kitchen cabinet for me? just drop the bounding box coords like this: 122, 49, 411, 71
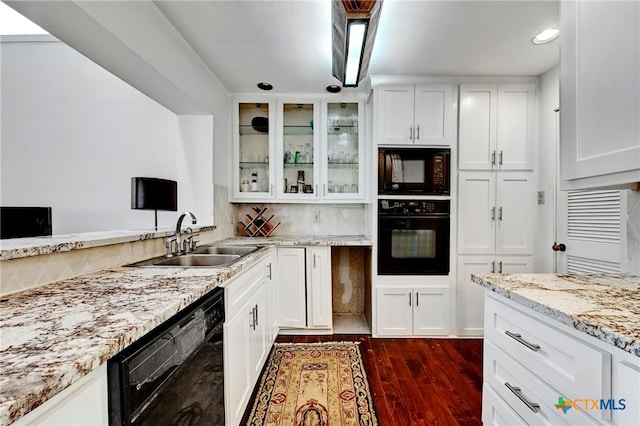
376, 286, 450, 336
13, 364, 108, 426
306, 246, 332, 328
231, 95, 366, 202
321, 98, 366, 200
232, 98, 277, 200
276, 246, 332, 331
482, 292, 640, 425
560, 0, 640, 190
264, 250, 278, 342
457, 255, 533, 336
224, 256, 271, 426
377, 83, 453, 146
276, 247, 307, 328
458, 171, 535, 255
459, 83, 535, 170
276, 97, 321, 200
612, 358, 640, 425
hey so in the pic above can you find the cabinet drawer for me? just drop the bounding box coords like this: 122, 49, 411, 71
484, 341, 599, 425
482, 383, 526, 426
485, 295, 610, 403
225, 261, 265, 318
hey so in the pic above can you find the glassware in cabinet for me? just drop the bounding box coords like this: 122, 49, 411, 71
324, 101, 362, 198
279, 102, 318, 198
236, 102, 273, 198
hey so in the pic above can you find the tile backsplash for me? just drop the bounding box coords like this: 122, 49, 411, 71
233, 203, 366, 236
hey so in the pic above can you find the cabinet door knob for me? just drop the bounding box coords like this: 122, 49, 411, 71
552, 242, 567, 252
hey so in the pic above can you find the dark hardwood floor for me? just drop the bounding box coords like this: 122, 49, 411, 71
242, 335, 484, 425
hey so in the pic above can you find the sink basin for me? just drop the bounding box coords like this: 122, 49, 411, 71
147, 254, 240, 267
193, 245, 259, 256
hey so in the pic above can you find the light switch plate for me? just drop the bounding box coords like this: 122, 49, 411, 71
538, 191, 545, 204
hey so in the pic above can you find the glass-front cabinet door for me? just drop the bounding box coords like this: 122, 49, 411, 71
276, 99, 320, 200
322, 99, 364, 200
233, 100, 275, 199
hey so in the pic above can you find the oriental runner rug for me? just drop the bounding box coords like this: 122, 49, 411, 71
246, 341, 379, 426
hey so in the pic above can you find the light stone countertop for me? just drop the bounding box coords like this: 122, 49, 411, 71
471, 273, 640, 357
0, 226, 219, 261
0, 235, 371, 425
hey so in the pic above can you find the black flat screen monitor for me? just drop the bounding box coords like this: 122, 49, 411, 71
131, 177, 177, 212
0, 207, 52, 239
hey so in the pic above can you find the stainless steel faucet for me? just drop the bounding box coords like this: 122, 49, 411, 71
166, 211, 198, 256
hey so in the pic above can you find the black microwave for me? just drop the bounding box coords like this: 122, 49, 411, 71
378, 148, 450, 195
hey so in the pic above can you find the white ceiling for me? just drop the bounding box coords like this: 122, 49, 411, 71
154, 0, 560, 94
5, 0, 560, 109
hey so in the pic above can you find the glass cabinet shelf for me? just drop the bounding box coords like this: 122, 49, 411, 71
239, 161, 270, 167
328, 125, 358, 136
239, 125, 270, 136
283, 125, 314, 136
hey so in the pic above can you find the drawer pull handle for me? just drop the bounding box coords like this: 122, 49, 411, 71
505, 382, 540, 413
505, 330, 541, 352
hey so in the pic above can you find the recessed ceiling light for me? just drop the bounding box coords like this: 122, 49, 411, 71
326, 84, 341, 93
532, 28, 559, 45
257, 82, 273, 91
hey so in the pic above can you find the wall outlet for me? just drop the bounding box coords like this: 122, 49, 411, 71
313, 211, 320, 223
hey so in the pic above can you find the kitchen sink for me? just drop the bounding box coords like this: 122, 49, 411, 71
129, 253, 241, 268
193, 245, 259, 256
150, 254, 241, 267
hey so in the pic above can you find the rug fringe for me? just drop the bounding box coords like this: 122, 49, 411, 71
274, 340, 361, 347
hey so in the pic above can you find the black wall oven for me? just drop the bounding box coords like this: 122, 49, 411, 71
378, 147, 450, 195
378, 199, 450, 275
108, 287, 224, 426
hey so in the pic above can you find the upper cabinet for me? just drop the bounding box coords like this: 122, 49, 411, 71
233, 99, 276, 200
459, 83, 535, 170
377, 84, 453, 146
560, 0, 640, 190
276, 98, 320, 200
231, 95, 366, 202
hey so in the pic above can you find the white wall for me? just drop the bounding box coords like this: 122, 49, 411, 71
535, 66, 560, 273
1, 39, 217, 234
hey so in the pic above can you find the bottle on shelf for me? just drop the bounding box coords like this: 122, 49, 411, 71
250, 172, 259, 192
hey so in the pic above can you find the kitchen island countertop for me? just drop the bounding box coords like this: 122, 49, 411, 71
471, 273, 640, 357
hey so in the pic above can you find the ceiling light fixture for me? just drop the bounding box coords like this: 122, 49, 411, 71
332, 0, 383, 88
326, 84, 342, 93
257, 82, 273, 91
532, 28, 559, 45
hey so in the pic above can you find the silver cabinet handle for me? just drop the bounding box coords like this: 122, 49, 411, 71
409, 292, 412, 307
491, 207, 496, 221
249, 307, 256, 330
266, 262, 272, 279
270, 184, 273, 196
505, 330, 541, 352
505, 382, 540, 413
498, 261, 503, 274
416, 291, 419, 306
313, 253, 316, 268
499, 150, 503, 166
409, 126, 414, 141
491, 261, 496, 273
416, 124, 420, 140
491, 150, 496, 166
323, 183, 326, 196
498, 207, 503, 221
255, 304, 259, 326
315, 184, 318, 195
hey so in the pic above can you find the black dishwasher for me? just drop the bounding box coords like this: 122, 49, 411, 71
108, 287, 224, 426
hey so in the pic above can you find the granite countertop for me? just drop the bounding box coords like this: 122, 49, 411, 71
0, 226, 218, 261
0, 235, 371, 425
471, 273, 640, 357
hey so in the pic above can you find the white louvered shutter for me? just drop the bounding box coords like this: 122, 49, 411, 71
566, 190, 621, 273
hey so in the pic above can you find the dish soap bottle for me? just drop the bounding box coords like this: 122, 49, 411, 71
250, 172, 259, 192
